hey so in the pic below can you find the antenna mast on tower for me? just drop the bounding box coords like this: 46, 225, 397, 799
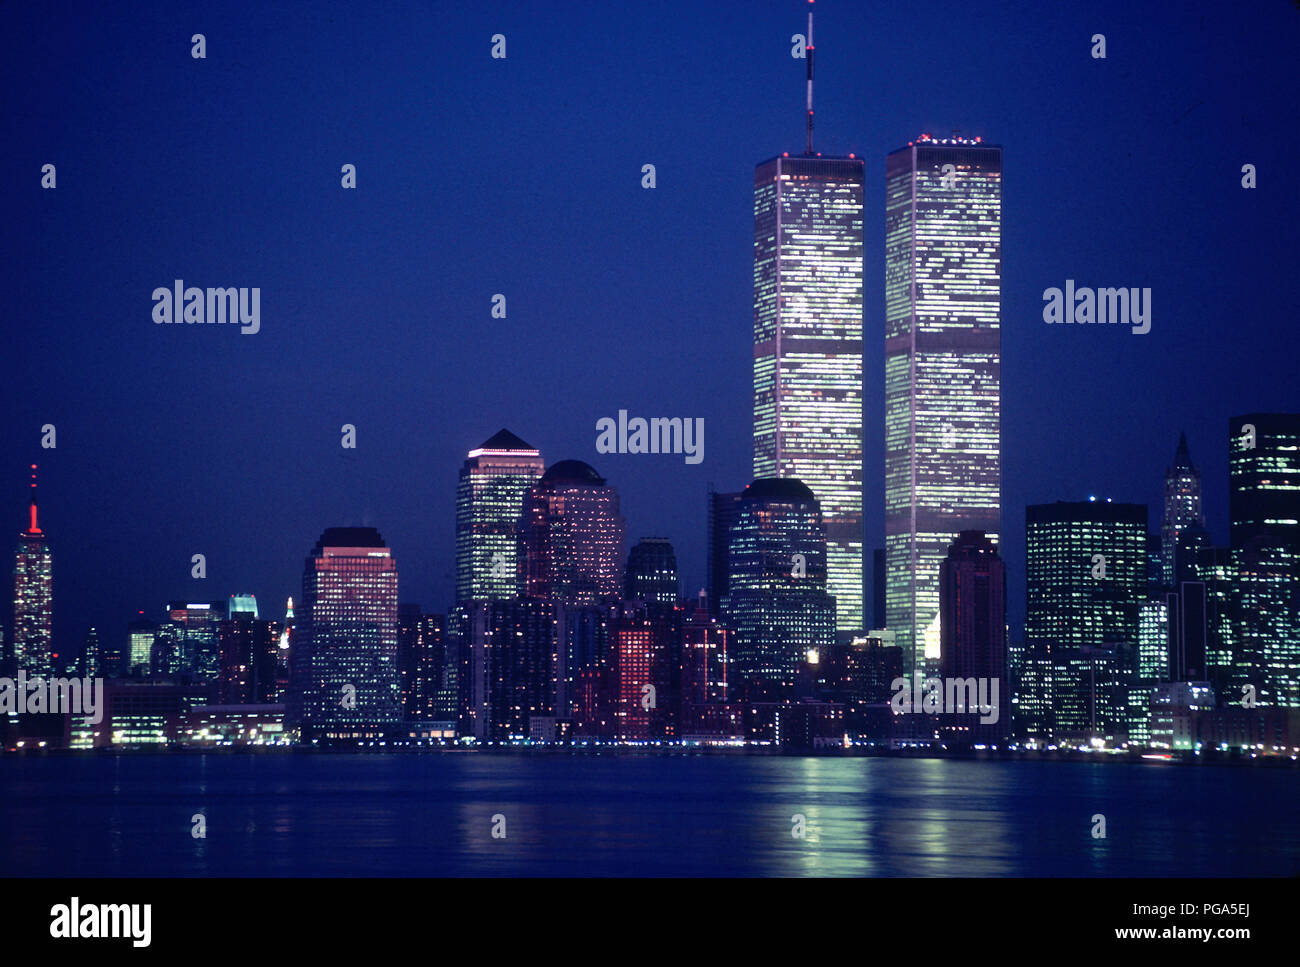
805, 1, 815, 155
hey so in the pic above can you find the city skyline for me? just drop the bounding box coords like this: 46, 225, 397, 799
6, 2, 1295, 663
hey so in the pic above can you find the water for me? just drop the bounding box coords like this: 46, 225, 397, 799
1, 753, 1295, 876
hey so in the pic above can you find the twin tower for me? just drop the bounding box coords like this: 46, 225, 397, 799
755, 134, 1003, 672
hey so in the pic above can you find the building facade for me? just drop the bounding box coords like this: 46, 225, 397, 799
884, 134, 1002, 674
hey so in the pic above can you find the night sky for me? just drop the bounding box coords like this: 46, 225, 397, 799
3, 0, 1296, 658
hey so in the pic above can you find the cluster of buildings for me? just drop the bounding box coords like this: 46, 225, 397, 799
3, 22, 1295, 756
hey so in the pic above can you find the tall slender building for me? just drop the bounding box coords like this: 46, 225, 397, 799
938, 530, 1007, 743
287, 527, 400, 738
1161, 432, 1204, 587
884, 133, 1002, 674
752, 8, 864, 634
12, 465, 53, 676
1228, 414, 1300, 707
456, 429, 545, 604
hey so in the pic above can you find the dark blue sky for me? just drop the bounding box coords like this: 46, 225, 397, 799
3, 0, 1296, 657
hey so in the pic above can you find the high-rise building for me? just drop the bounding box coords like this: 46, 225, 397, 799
287, 527, 400, 739
1229, 413, 1300, 551
624, 538, 679, 606
1161, 432, 1205, 588
1025, 500, 1147, 655
681, 593, 730, 708
613, 604, 673, 742
217, 613, 279, 703
12, 466, 53, 676
455, 429, 544, 604
937, 530, 1007, 743
706, 487, 744, 617
753, 19, 864, 636
519, 460, 625, 605
166, 601, 224, 681
752, 149, 864, 634
1228, 414, 1300, 708
227, 594, 259, 619
79, 626, 100, 678
453, 597, 560, 742
126, 619, 155, 677
884, 134, 1002, 674
397, 605, 446, 721
1137, 599, 1169, 680
720, 477, 836, 701
1233, 538, 1299, 707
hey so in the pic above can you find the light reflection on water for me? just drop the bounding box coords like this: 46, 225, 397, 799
1, 753, 1294, 877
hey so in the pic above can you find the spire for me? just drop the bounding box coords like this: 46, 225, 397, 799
1172, 431, 1194, 472
804, 0, 815, 155
25, 463, 41, 535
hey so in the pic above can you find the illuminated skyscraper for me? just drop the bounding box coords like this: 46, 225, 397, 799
720, 477, 836, 701
519, 460, 625, 605
166, 601, 224, 681
1025, 500, 1147, 655
752, 11, 864, 633
287, 527, 400, 738
1229, 413, 1300, 550
11, 466, 53, 676
885, 134, 1002, 673
455, 429, 544, 604
1161, 432, 1204, 587
1228, 414, 1300, 707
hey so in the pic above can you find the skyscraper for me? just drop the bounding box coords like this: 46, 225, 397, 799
455, 429, 544, 604
519, 460, 625, 605
1161, 432, 1205, 587
1025, 500, 1147, 655
884, 134, 1002, 674
752, 20, 864, 635
1228, 414, 1300, 707
938, 530, 1007, 743
721, 477, 836, 701
624, 537, 679, 606
397, 605, 446, 721
453, 597, 560, 742
163, 601, 223, 681
217, 611, 279, 703
706, 486, 744, 616
287, 527, 400, 739
11, 466, 53, 676
1229, 413, 1300, 551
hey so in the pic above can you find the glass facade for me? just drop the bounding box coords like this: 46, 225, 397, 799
720, 477, 836, 700
884, 136, 1002, 673
753, 155, 864, 633
1025, 501, 1147, 655
288, 527, 400, 736
455, 429, 544, 604
519, 461, 625, 605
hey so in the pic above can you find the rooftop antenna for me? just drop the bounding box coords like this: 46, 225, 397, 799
805, 0, 815, 155
27, 463, 40, 534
